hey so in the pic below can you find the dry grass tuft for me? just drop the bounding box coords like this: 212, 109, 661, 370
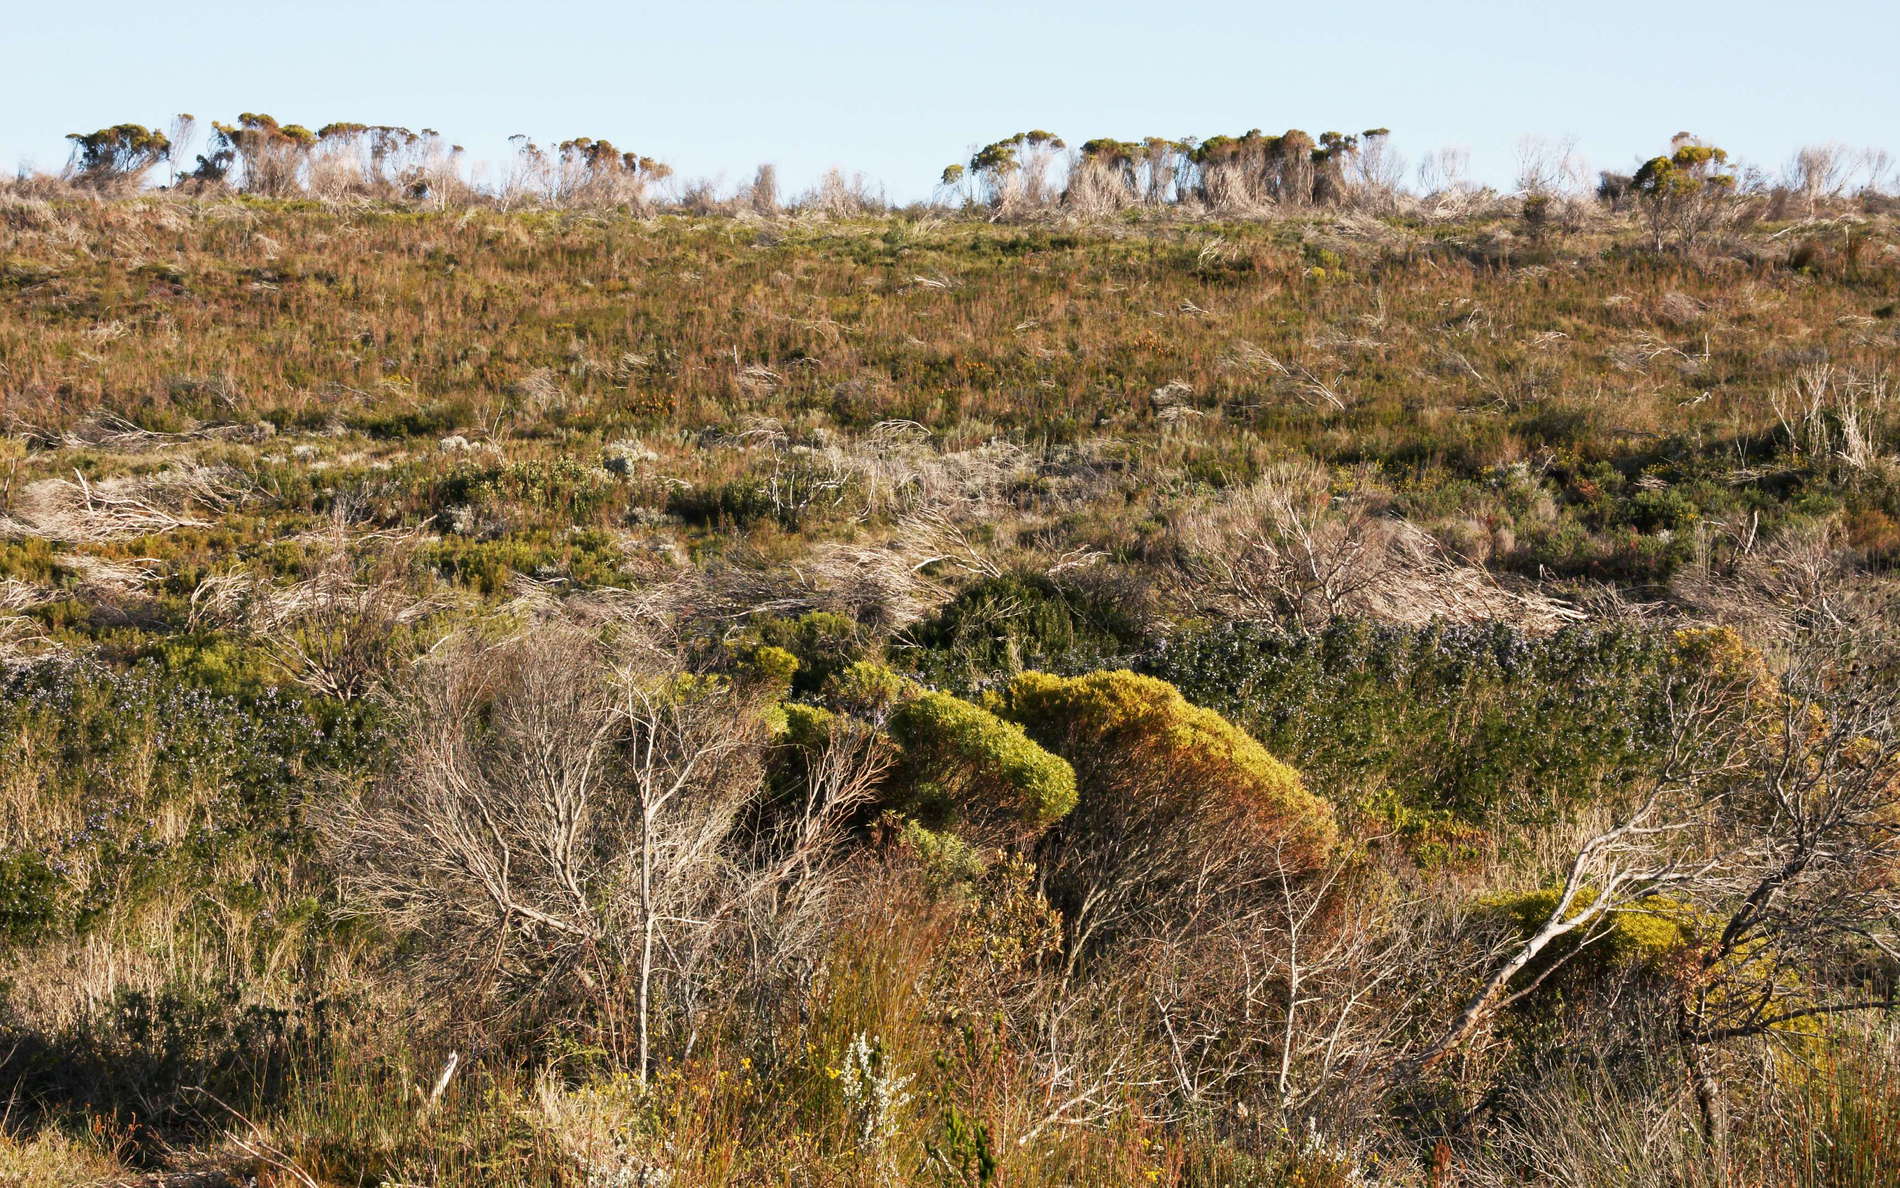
1, 464, 249, 543
1179, 463, 1583, 632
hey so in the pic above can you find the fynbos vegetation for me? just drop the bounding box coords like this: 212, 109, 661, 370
1, 111, 1899, 1186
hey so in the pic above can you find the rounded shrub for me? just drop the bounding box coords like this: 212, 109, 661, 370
824, 659, 910, 716
739, 644, 801, 694
905, 571, 1147, 693
741, 611, 863, 696
776, 700, 839, 748
996, 669, 1337, 869
886, 689, 1077, 847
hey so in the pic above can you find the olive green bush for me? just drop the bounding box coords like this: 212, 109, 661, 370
740, 610, 864, 696
994, 669, 1335, 949
885, 688, 1076, 847
1151, 620, 1692, 839
1000, 669, 1335, 866
904, 571, 1147, 694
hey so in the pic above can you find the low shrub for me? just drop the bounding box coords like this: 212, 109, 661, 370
905, 572, 1147, 693
886, 689, 1076, 847
1151, 620, 1685, 833
999, 668, 1336, 869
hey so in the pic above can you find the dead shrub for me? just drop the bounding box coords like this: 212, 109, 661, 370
1177, 463, 1581, 633
323, 624, 876, 1078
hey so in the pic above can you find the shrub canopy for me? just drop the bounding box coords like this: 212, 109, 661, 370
997, 669, 1337, 869
887, 688, 1077, 847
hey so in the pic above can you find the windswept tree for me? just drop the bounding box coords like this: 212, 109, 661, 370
1417, 145, 1474, 197
956, 129, 1066, 214
63, 124, 171, 191
164, 113, 197, 186
1310, 130, 1360, 203
1596, 169, 1635, 212
1137, 135, 1183, 204
1344, 128, 1403, 210
936, 161, 969, 206
1785, 141, 1849, 217
746, 162, 779, 214
1512, 134, 1587, 238
192, 113, 318, 195
1186, 130, 1264, 210
559, 137, 670, 205
947, 122, 1384, 215
1857, 146, 1895, 197
1629, 132, 1739, 251
310, 122, 371, 195
1185, 128, 1357, 211
1067, 138, 1144, 213
1066, 137, 1187, 212
312, 122, 410, 195
305, 123, 462, 200
1665, 633, 1900, 1151
1514, 133, 1584, 198
504, 135, 670, 209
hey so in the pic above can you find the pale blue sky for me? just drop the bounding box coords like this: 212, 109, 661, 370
4, 0, 1895, 199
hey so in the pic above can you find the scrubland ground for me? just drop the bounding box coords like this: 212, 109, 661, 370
2, 185, 1900, 1185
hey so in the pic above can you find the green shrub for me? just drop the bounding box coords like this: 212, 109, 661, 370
145, 634, 288, 699
423, 530, 634, 594
666, 475, 777, 528
0, 662, 363, 943
1150, 620, 1687, 833
775, 700, 839, 747
0, 851, 61, 947
740, 644, 801, 693
895, 817, 990, 886
905, 572, 1147, 693
997, 669, 1336, 869
824, 659, 910, 716
1484, 886, 1693, 987
0, 539, 56, 582
741, 611, 863, 696
886, 689, 1076, 846
433, 459, 620, 522
349, 402, 470, 440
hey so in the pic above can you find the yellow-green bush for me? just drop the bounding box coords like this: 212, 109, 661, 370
774, 699, 839, 747
996, 669, 1337, 868
1483, 886, 1696, 992
738, 611, 864, 696
1669, 625, 1774, 701
886, 689, 1077, 847
739, 644, 801, 694
894, 816, 990, 886
768, 665, 1075, 850
824, 659, 910, 716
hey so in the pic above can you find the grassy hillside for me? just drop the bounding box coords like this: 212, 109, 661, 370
2, 185, 1899, 1186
